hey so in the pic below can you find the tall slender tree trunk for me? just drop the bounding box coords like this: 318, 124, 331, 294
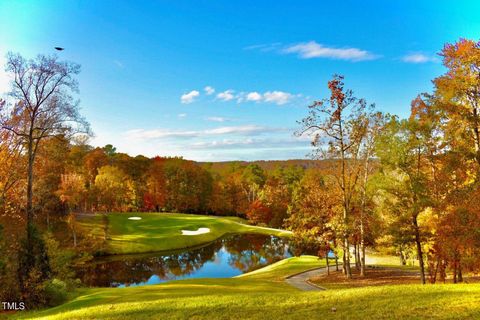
413, 214, 426, 284
453, 261, 458, 284
472, 106, 480, 167
359, 152, 370, 276
26, 136, 35, 252
326, 254, 330, 275
457, 263, 463, 283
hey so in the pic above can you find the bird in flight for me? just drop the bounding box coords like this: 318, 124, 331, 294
54, 47, 64, 51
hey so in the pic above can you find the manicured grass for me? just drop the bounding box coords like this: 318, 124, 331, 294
236, 255, 327, 281
11, 217, 480, 320
77, 212, 292, 255
13, 256, 480, 319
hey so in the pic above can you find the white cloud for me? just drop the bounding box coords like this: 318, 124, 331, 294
180, 90, 200, 104
263, 91, 292, 105
246, 92, 262, 102
401, 53, 439, 63
216, 90, 235, 101
204, 86, 215, 95
205, 125, 277, 135
206, 116, 228, 122
178, 113, 187, 118
283, 41, 378, 61
125, 125, 288, 141
189, 137, 310, 150
186, 85, 299, 106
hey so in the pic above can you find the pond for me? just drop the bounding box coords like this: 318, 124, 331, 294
76, 234, 292, 287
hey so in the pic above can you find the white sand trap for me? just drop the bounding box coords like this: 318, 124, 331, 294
181, 227, 210, 236
128, 216, 142, 220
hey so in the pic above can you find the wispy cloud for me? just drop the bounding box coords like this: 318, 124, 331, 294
181, 90, 200, 104
190, 137, 309, 150
401, 53, 439, 63
125, 125, 289, 140
113, 60, 124, 68
243, 42, 282, 52
283, 41, 378, 61
206, 116, 229, 122
204, 86, 215, 95
178, 113, 187, 118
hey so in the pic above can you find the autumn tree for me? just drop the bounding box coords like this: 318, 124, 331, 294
246, 200, 272, 225
144, 157, 167, 212
357, 111, 385, 276
162, 159, 213, 213
286, 169, 339, 273
297, 75, 370, 278
94, 165, 134, 212
433, 39, 480, 170
0, 53, 89, 289
0, 102, 24, 213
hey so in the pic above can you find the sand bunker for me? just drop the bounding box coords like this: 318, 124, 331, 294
181, 227, 210, 235
128, 217, 142, 220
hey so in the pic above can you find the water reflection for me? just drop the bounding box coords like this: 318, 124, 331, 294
76, 234, 291, 287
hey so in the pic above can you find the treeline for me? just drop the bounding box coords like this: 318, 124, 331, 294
15, 140, 309, 226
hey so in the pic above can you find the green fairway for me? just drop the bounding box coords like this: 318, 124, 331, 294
78, 212, 292, 255
10, 214, 480, 320
12, 256, 480, 320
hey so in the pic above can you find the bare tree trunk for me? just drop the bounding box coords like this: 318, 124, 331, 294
453, 261, 457, 284
399, 247, 406, 265
360, 154, 370, 277
413, 214, 426, 284
335, 253, 339, 271
26, 136, 35, 255
440, 260, 446, 283
431, 256, 440, 284
356, 243, 361, 271
326, 254, 330, 275
343, 236, 351, 277
458, 264, 463, 283
353, 244, 357, 269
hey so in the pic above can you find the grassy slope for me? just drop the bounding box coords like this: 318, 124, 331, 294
78, 212, 292, 255
10, 216, 480, 319
14, 256, 480, 320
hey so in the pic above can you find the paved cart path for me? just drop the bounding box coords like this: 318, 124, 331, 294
285, 267, 331, 291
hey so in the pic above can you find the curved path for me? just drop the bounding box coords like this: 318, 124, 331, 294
285, 267, 330, 291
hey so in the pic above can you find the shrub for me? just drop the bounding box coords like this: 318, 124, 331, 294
44, 278, 68, 306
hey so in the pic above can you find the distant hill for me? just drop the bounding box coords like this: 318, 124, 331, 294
199, 159, 335, 172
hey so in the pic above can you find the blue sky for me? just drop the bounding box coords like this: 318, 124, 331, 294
1, 1, 479, 161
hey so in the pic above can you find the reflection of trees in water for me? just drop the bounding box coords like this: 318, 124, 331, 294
77, 241, 222, 287
76, 234, 291, 287
223, 234, 291, 273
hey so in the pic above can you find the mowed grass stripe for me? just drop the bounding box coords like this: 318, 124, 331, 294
77, 212, 292, 255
